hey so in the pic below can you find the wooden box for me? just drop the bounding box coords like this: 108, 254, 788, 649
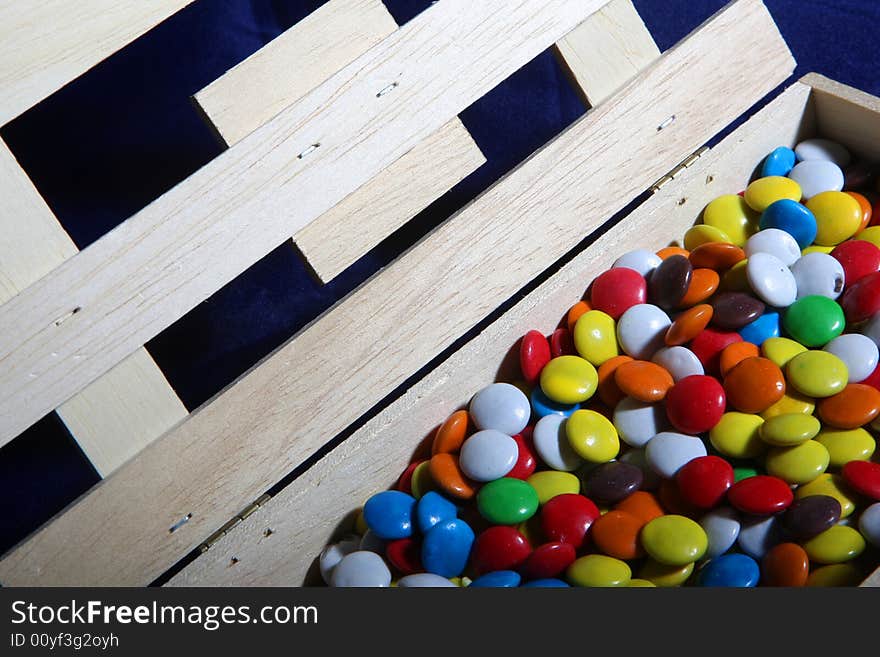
0, 0, 877, 587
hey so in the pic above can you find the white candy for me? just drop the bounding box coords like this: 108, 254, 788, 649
791, 252, 846, 299
746, 252, 798, 307
459, 429, 518, 482
795, 138, 852, 168
359, 529, 386, 554
736, 515, 784, 559
745, 228, 802, 266
469, 383, 530, 435
330, 551, 392, 587
397, 573, 458, 587
617, 304, 671, 360
612, 249, 663, 278
320, 536, 361, 584
533, 414, 583, 471
787, 160, 844, 200
645, 431, 707, 478
652, 346, 704, 382
824, 334, 879, 383
700, 507, 741, 559
618, 448, 661, 491
859, 502, 880, 548
613, 397, 668, 448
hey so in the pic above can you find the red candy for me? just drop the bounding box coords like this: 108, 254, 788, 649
470, 526, 531, 575
840, 270, 880, 323
664, 375, 726, 434
689, 328, 743, 376
727, 475, 793, 515
521, 541, 576, 579
590, 268, 647, 319
841, 461, 880, 500
386, 538, 423, 575
396, 461, 423, 495
861, 363, 880, 392
550, 328, 576, 357
675, 455, 734, 509
520, 330, 551, 387
831, 240, 880, 287
540, 493, 600, 549
506, 429, 537, 480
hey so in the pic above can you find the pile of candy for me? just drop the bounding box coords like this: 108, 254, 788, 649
320, 138, 880, 587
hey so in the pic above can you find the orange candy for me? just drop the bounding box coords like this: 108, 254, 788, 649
847, 191, 873, 231
677, 268, 720, 307
589, 510, 646, 560
761, 542, 809, 587
428, 453, 476, 500
614, 490, 665, 525
567, 300, 592, 334
614, 360, 675, 402
817, 384, 880, 430
597, 355, 634, 407
432, 410, 470, 454
657, 246, 690, 260
689, 242, 746, 270
723, 356, 786, 413
719, 341, 760, 377
666, 304, 713, 346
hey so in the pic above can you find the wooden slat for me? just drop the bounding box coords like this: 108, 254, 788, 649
554, 0, 660, 106
0, 0, 600, 448
194, 0, 485, 283
0, 0, 795, 586
169, 81, 816, 587
0, 1, 194, 126
0, 139, 186, 476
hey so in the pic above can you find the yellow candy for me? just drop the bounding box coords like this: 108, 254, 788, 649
627, 578, 657, 588
856, 225, 880, 249
802, 245, 834, 255
702, 195, 758, 246
573, 310, 619, 366
683, 224, 731, 250
806, 563, 866, 587
540, 355, 598, 404
709, 412, 766, 459
719, 259, 750, 293
761, 337, 808, 369
410, 460, 438, 499
802, 525, 866, 564
354, 508, 369, 535
565, 409, 619, 463
807, 191, 863, 246
566, 555, 631, 587
526, 471, 580, 505
760, 391, 816, 420
786, 351, 848, 398
796, 473, 857, 518
638, 559, 695, 587
815, 427, 876, 468
744, 176, 802, 212
640, 515, 708, 566
759, 412, 821, 446
764, 440, 829, 485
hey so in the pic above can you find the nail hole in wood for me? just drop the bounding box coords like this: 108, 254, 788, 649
678, 198, 687, 206
297, 143, 320, 159
706, 174, 715, 184
263, 528, 274, 537
168, 513, 192, 534
54, 306, 82, 327
657, 115, 676, 131
376, 81, 399, 98
230, 557, 239, 566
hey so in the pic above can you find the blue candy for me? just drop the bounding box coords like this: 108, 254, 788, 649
739, 311, 780, 346
363, 490, 416, 540
421, 518, 474, 578
468, 570, 522, 588
531, 387, 579, 419
521, 578, 571, 588
416, 491, 458, 534
697, 553, 760, 587
761, 146, 796, 178
759, 199, 818, 249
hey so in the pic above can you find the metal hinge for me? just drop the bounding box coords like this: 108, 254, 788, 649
199, 493, 272, 553
650, 146, 710, 193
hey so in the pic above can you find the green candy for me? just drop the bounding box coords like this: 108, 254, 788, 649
783, 295, 845, 347
733, 465, 760, 482
476, 478, 539, 525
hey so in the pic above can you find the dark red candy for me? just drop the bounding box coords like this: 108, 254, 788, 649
386, 538, 423, 575
665, 374, 726, 434
520, 330, 552, 387
675, 455, 734, 509
831, 240, 880, 287
649, 255, 693, 310
506, 428, 537, 480
841, 460, 880, 500
590, 268, 647, 319
727, 475, 793, 515
470, 526, 531, 575
782, 495, 841, 540
581, 461, 643, 506
690, 328, 743, 376
550, 328, 576, 358
840, 271, 880, 323
521, 541, 576, 580
396, 461, 423, 494
540, 493, 600, 549
710, 292, 765, 330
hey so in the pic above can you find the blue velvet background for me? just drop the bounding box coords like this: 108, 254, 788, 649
1, 1, 878, 570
